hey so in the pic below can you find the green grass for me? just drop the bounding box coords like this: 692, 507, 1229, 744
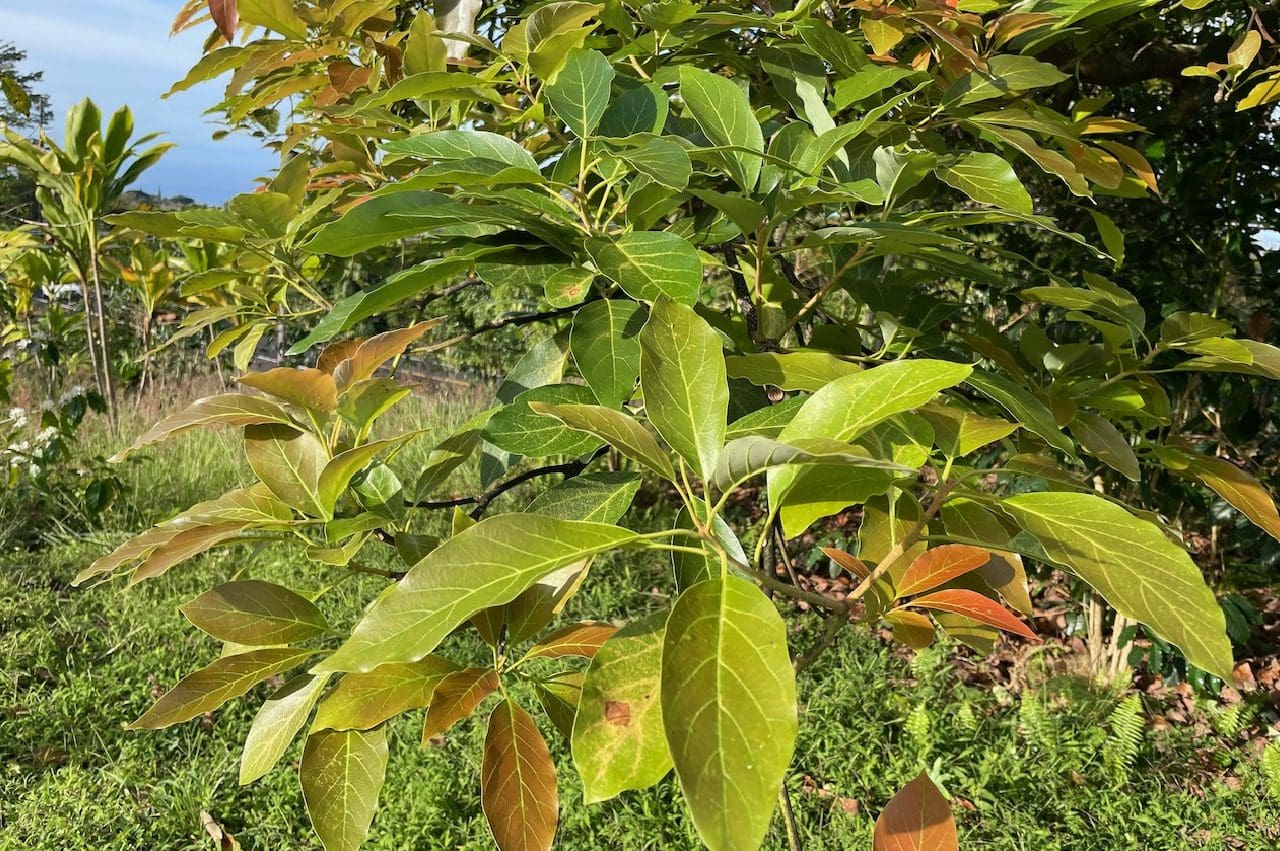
2, 389, 1278, 850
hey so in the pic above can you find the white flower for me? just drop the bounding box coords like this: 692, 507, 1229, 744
35, 427, 59, 445
39, 399, 56, 412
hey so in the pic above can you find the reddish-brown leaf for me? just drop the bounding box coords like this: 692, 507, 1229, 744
821, 546, 870, 579
482, 699, 558, 851
208, 0, 238, 42
421, 667, 500, 743
897, 544, 990, 598
873, 772, 958, 851
523, 622, 619, 661
909, 589, 1039, 641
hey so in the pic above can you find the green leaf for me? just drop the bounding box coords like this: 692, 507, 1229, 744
570, 299, 645, 407
1070, 411, 1140, 481
181, 580, 329, 646
713, 435, 912, 492
315, 515, 636, 673
113, 393, 294, 460
382, 130, 539, 172
416, 408, 498, 498
245, 424, 331, 518
662, 576, 796, 851
678, 66, 764, 191
240, 673, 330, 785
529, 403, 676, 480
776, 465, 899, 538
945, 56, 1068, 105
546, 48, 614, 138
317, 435, 416, 515
484, 384, 604, 457
606, 137, 692, 190
586, 232, 702, 305
725, 397, 805, 440
481, 699, 559, 851
599, 83, 668, 137
670, 508, 750, 591
1001, 492, 1233, 681
1178, 339, 1280, 379
919, 405, 1019, 457
936, 152, 1033, 214
312, 657, 459, 731
639, 297, 728, 481
526, 472, 641, 523
301, 728, 389, 851
288, 258, 473, 354
572, 613, 672, 803
305, 191, 460, 257
725, 351, 861, 392
965, 370, 1077, 457
769, 360, 971, 526
131, 649, 315, 729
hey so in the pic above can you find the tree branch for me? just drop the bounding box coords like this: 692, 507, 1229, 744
409, 447, 607, 519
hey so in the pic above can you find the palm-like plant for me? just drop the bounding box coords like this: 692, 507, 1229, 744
0, 98, 172, 418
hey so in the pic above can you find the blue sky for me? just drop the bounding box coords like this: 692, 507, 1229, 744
1, 0, 274, 203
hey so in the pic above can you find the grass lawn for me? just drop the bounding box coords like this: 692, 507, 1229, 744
1, 388, 1277, 850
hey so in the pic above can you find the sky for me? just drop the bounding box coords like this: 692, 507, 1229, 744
0, 0, 274, 204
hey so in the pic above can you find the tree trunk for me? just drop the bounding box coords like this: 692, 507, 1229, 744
87, 234, 117, 424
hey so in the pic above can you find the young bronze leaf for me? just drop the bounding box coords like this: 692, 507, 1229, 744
181, 579, 328, 645
1163, 449, 1280, 542
638, 297, 727, 482
873, 772, 959, 851
662, 576, 797, 851
131, 648, 314, 729
421, 667, 500, 742
312, 656, 459, 732
524, 622, 618, 661
113, 393, 294, 460
238, 367, 338, 415
241, 673, 330, 785
482, 699, 559, 851
128, 520, 256, 585
572, 613, 672, 804
316, 515, 635, 673
529, 402, 675, 481
909, 589, 1038, 641
941, 498, 1033, 616
331, 319, 442, 390
208, 0, 239, 42
301, 728, 389, 851
896, 545, 991, 598
244, 423, 330, 518
1001, 492, 1234, 680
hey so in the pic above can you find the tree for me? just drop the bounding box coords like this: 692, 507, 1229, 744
0, 100, 172, 418
84, 2, 1280, 850
0, 41, 50, 229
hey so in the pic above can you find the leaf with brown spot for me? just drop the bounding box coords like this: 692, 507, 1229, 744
909, 589, 1038, 641
420, 667, 500, 743
317, 339, 364, 374
482, 699, 558, 851
896, 544, 990, 598
873, 772, 958, 851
